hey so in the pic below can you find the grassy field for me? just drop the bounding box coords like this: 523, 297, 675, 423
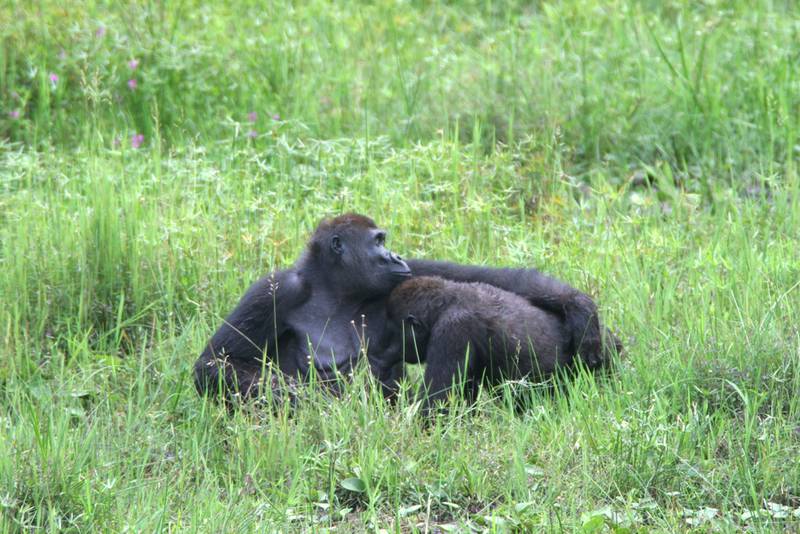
1, 0, 799, 531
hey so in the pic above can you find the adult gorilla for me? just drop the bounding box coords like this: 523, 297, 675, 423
193, 214, 602, 402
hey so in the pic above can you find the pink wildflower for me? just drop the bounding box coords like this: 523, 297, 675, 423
272, 113, 280, 121
49, 73, 59, 86
247, 111, 257, 123
95, 26, 106, 37
128, 59, 139, 70
9, 110, 20, 119
131, 133, 144, 149
247, 130, 258, 139
127, 78, 137, 91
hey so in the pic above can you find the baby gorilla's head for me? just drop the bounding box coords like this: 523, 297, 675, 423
387, 277, 453, 363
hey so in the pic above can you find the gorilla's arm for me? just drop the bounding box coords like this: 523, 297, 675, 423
405, 259, 602, 366
193, 269, 309, 399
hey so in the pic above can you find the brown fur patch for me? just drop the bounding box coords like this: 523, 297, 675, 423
390, 277, 444, 304
316, 213, 376, 233
388, 276, 448, 320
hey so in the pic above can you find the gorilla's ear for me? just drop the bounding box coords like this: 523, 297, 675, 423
330, 235, 343, 255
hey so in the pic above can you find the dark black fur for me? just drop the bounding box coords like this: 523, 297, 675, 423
387, 276, 621, 413
194, 213, 605, 404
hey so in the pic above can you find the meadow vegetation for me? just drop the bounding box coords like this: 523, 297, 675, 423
1, 0, 799, 531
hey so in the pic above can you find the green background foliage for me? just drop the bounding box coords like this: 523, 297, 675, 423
1, 0, 798, 531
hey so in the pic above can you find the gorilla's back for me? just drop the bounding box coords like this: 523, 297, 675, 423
451, 281, 569, 375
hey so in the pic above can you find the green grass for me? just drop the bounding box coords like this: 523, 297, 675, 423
1, 0, 799, 531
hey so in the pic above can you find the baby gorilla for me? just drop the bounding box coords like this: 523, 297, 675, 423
387, 276, 614, 415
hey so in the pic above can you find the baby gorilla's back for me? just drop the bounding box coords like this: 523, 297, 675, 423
457, 282, 569, 380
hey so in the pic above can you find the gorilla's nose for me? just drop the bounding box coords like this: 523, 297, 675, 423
389, 253, 411, 276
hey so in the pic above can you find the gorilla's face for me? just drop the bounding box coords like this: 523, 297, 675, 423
330, 225, 411, 296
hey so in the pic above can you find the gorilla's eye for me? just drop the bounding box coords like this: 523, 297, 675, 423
375, 232, 386, 246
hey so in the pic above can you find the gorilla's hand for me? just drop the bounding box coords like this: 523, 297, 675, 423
565, 292, 603, 368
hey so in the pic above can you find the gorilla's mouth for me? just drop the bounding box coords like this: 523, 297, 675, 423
389, 258, 412, 278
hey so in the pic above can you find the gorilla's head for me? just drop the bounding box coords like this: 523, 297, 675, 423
308, 213, 411, 297
386, 277, 453, 363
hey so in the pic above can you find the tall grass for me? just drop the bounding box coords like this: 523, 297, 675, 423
3, 1, 799, 180
1, 0, 799, 531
